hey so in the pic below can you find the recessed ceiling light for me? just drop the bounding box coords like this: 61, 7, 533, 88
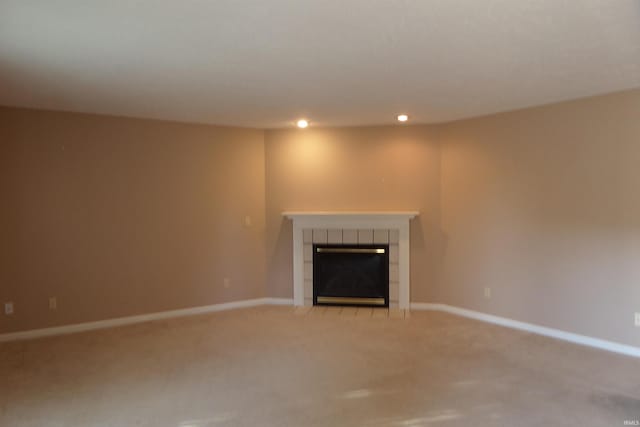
397, 114, 409, 122
296, 119, 309, 129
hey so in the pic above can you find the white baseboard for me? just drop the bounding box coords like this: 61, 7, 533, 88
0, 297, 293, 343
3, 298, 637, 359
411, 302, 640, 359
264, 297, 294, 306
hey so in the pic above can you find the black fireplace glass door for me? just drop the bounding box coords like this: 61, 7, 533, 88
313, 244, 389, 307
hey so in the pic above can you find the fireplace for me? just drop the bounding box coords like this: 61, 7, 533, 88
283, 211, 418, 308
313, 244, 389, 307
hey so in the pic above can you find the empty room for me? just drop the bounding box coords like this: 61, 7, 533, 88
1, 1, 640, 426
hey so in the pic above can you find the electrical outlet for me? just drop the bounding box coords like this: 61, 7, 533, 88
484, 287, 491, 299
635, 312, 640, 327
243, 215, 252, 227
4, 302, 14, 315
49, 297, 57, 310
223, 278, 231, 288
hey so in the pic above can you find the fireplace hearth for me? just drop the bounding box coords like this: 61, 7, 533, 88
313, 244, 389, 307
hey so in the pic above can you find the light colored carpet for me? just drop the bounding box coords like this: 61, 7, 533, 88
1, 306, 639, 426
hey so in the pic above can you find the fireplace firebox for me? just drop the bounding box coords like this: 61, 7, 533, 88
313, 244, 389, 307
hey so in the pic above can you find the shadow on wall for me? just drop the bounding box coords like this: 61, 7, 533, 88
413, 216, 448, 302
267, 217, 294, 298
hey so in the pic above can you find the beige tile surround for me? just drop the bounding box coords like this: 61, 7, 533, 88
302, 228, 400, 307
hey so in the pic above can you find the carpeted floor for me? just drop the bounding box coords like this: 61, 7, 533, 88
1, 305, 639, 426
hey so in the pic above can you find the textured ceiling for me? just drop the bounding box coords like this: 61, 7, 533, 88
1, 0, 639, 128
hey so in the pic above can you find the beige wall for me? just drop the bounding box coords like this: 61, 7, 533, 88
264, 126, 442, 302
438, 89, 640, 347
3, 89, 640, 348
0, 107, 266, 333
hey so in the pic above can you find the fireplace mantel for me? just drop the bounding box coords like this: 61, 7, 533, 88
283, 211, 419, 308
283, 211, 418, 226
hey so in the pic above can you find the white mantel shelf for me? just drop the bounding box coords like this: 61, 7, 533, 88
283, 211, 419, 308
283, 211, 419, 217
283, 211, 419, 229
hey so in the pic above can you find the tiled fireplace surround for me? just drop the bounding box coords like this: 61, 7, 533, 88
284, 212, 419, 309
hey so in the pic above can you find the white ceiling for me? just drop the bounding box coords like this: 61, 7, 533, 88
1, 0, 639, 128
